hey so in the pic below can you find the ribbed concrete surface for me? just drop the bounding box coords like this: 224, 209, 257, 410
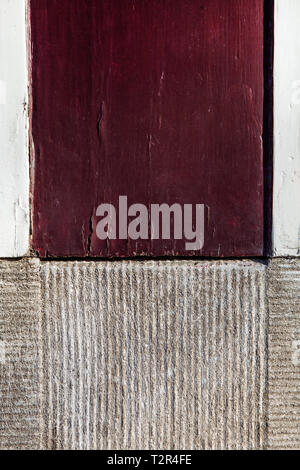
40, 260, 267, 450
268, 259, 300, 450
0, 260, 40, 450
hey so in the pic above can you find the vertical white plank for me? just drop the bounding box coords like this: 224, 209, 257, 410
0, 0, 29, 257
274, 0, 300, 256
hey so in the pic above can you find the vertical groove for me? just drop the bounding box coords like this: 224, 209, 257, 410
41, 263, 50, 449
97, 264, 106, 449
234, 267, 242, 449
226, 267, 233, 449
259, 267, 268, 449
59, 266, 67, 449
219, 267, 226, 449
210, 265, 217, 449
179, 265, 187, 449
67, 264, 76, 449
203, 265, 210, 449
127, 263, 135, 448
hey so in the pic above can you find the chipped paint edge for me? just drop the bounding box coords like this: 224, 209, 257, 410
0, 0, 29, 257
273, 0, 300, 256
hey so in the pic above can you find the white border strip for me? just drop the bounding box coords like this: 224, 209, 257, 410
0, 0, 29, 257
273, 0, 300, 256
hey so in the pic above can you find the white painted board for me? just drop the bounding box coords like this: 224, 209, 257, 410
273, 0, 300, 256
0, 0, 29, 257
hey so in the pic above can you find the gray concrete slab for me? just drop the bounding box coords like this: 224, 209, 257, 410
1, 258, 300, 450
40, 260, 267, 450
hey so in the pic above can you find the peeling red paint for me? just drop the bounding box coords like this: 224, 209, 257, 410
31, 0, 264, 257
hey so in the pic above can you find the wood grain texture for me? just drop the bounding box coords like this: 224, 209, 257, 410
30, 0, 264, 257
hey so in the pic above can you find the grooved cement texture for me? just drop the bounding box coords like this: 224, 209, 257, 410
1, 259, 300, 450
40, 261, 267, 450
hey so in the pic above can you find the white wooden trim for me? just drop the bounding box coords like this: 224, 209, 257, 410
0, 0, 29, 257
273, 0, 300, 256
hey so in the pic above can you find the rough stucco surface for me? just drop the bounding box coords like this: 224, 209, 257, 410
268, 259, 300, 449
0, 259, 299, 450
0, 260, 40, 450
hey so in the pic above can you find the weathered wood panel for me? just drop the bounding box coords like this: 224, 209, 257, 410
31, 0, 264, 257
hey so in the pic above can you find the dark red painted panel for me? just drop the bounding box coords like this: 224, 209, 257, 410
31, 0, 264, 257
